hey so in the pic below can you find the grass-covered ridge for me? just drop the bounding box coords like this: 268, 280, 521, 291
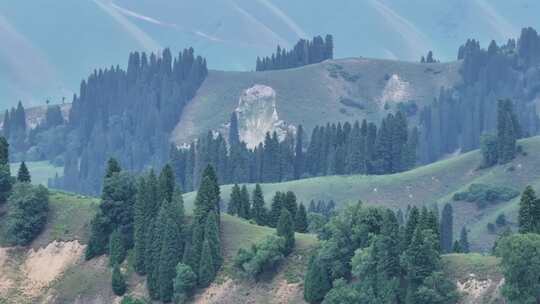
185, 136, 540, 251
172, 58, 461, 144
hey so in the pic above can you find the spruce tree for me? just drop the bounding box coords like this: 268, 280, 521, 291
239, 185, 251, 219
440, 203, 454, 253
283, 191, 298, 219
157, 203, 182, 302
294, 125, 304, 179
0, 163, 11, 205
204, 211, 222, 270
17, 161, 31, 183
184, 221, 204, 272
304, 255, 332, 303
112, 264, 127, 296
269, 192, 283, 227
251, 184, 266, 225
109, 229, 126, 266
277, 208, 295, 255
145, 219, 161, 300
0, 136, 8, 166
295, 203, 308, 233
159, 164, 176, 204
452, 240, 462, 253
0, 137, 11, 205
105, 158, 121, 178
193, 165, 220, 221
404, 228, 440, 304
459, 226, 470, 253
133, 176, 148, 274
227, 184, 241, 215
403, 206, 420, 250
198, 239, 216, 287
518, 186, 538, 233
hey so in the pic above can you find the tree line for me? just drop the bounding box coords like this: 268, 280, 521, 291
419, 27, 540, 164
227, 184, 308, 234
256, 35, 333, 71
85, 158, 222, 303
24, 48, 209, 195
171, 111, 418, 192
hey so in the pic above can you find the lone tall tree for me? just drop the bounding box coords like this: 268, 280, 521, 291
17, 161, 31, 183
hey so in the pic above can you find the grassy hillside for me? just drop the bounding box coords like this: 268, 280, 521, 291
172, 58, 461, 144
185, 136, 540, 251
0, 190, 509, 303
0, 191, 317, 303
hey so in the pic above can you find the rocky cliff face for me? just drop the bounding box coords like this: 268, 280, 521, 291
232, 84, 294, 148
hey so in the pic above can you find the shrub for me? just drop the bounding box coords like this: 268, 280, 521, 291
453, 183, 519, 208
173, 263, 197, 304
233, 235, 286, 280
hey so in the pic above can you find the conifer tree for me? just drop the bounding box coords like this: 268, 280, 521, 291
17, 161, 31, 183
0, 137, 10, 205
159, 164, 176, 203
198, 239, 215, 287
269, 192, 283, 227
105, 158, 121, 178
294, 125, 304, 179
133, 176, 148, 274
251, 184, 266, 225
238, 185, 251, 219
109, 229, 126, 266
184, 221, 204, 272
304, 255, 332, 303
145, 218, 162, 300
295, 203, 308, 233
193, 165, 220, 221
403, 228, 440, 304
204, 211, 222, 270
459, 226, 470, 253
0, 136, 8, 166
283, 191, 298, 219
112, 264, 127, 296
452, 240, 462, 253
518, 186, 538, 233
277, 208, 295, 255
157, 203, 182, 302
227, 184, 241, 215
0, 163, 11, 205
440, 203, 454, 253
228, 112, 240, 148
403, 206, 420, 250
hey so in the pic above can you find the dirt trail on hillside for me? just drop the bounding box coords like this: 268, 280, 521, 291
22, 240, 85, 296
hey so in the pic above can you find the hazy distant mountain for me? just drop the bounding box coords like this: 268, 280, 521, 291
1, 0, 540, 108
